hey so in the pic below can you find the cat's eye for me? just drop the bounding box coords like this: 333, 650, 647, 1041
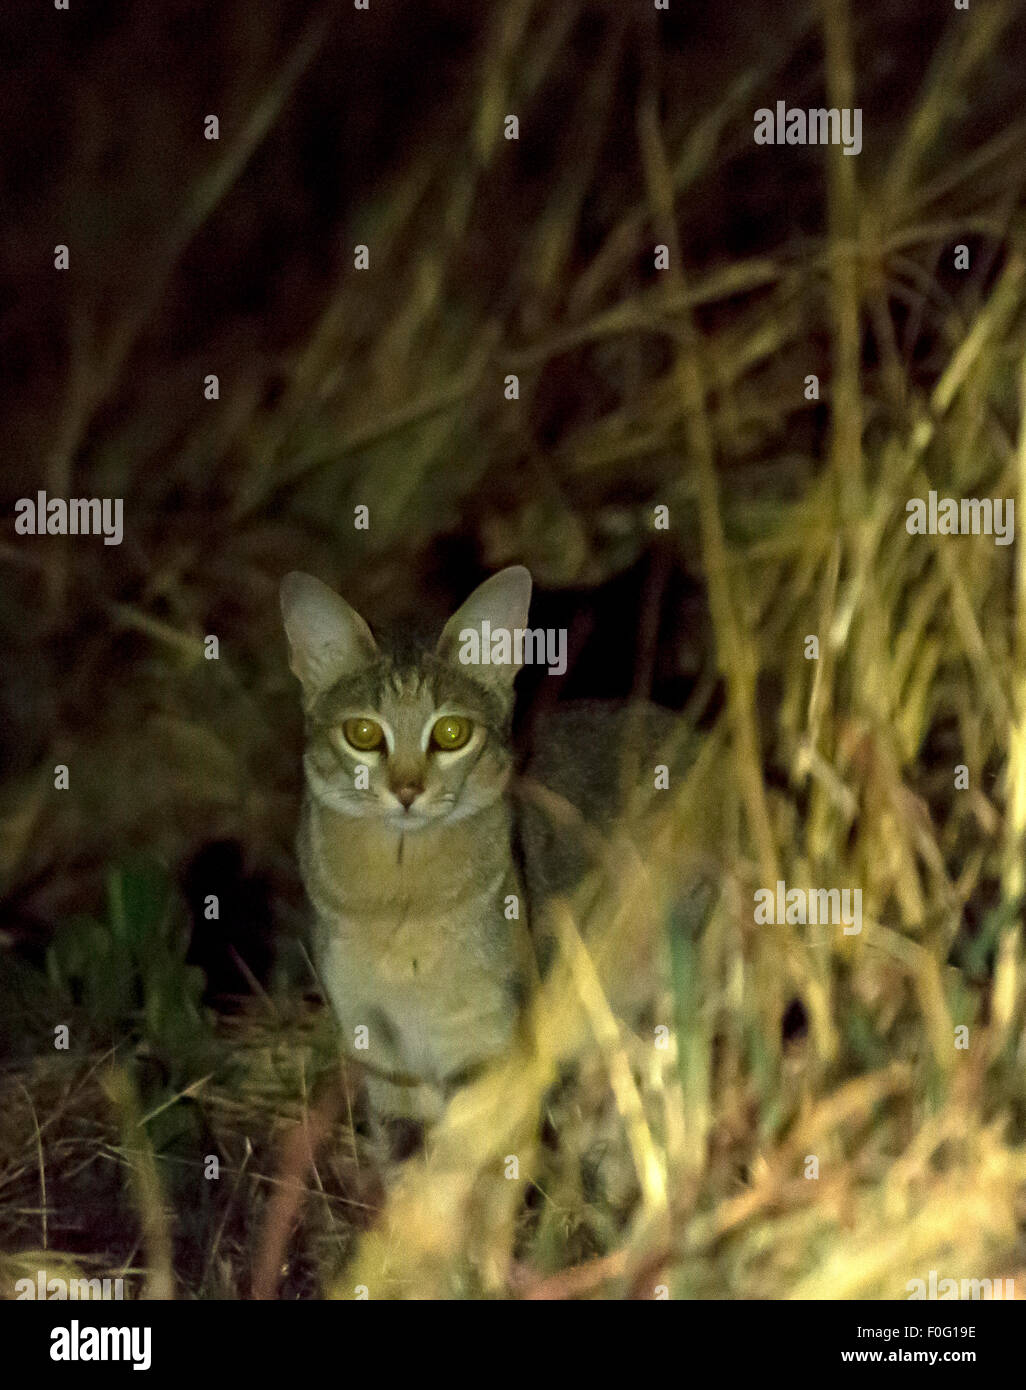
430, 715, 473, 751
341, 717, 385, 752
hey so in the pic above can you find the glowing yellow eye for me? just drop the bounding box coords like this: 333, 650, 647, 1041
430, 716, 472, 751
341, 718, 384, 752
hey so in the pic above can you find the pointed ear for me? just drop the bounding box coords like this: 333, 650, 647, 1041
437, 565, 533, 684
280, 572, 378, 702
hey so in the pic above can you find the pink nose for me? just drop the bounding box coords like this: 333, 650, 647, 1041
394, 785, 421, 809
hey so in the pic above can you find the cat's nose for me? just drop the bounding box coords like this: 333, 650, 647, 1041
394, 784, 422, 809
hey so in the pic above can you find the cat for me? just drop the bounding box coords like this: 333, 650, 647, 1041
280, 566, 538, 1130
256, 566, 692, 1295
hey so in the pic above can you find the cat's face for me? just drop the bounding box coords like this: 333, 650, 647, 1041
281, 567, 532, 830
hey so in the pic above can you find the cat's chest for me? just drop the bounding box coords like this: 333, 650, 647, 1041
300, 798, 522, 988
318, 876, 510, 981
309, 850, 521, 1085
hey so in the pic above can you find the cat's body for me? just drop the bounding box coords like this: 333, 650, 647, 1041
256, 564, 687, 1297
282, 568, 536, 1125
299, 787, 526, 1121
281, 566, 685, 1132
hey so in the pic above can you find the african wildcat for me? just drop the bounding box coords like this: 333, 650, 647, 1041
280, 566, 536, 1127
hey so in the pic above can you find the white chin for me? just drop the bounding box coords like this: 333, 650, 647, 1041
386, 810, 432, 830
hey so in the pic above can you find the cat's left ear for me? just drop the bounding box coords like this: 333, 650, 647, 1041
437, 565, 533, 685
280, 571, 378, 704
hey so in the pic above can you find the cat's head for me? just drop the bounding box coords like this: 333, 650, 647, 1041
280, 566, 532, 830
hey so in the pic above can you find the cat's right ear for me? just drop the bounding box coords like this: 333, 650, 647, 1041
280, 572, 378, 702
436, 565, 533, 685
